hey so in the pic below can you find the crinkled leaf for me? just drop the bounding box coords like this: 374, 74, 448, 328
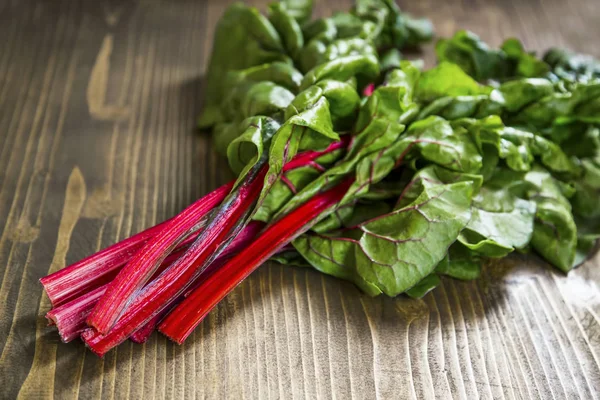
300, 54, 380, 90
500, 38, 549, 78
277, 65, 437, 216
275, 65, 420, 216
573, 216, 600, 267
199, 3, 288, 127
417, 79, 555, 121
220, 81, 295, 123
278, 0, 313, 24
270, 248, 310, 267
567, 83, 600, 124
511, 82, 600, 128
498, 78, 555, 112
294, 166, 474, 296
293, 232, 383, 296
435, 243, 482, 280
397, 16, 434, 48
280, 114, 483, 218
436, 31, 548, 81
314, 80, 361, 127
572, 158, 600, 218
330, 12, 380, 40
300, 37, 378, 72
379, 48, 403, 71
524, 167, 577, 272
225, 117, 282, 176
510, 92, 572, 128
353, 0, 433, 49
381, 116, 483, 173
313, 201, 393, 233
555, 124, 600, 158
405, 274, 441, 298
458, 178, 536, 257
418, 92, 504, 120
415, 62, 488, 102
254, 167, 322, 222
543, 47, 600, 83
227, 62, 303, 93
302, 18, 337, 43
258, 81, 365, 204
455, 116, 579, 176
436, 30, 510, 81
267, 96, 338, 176
269, 3, 304, 59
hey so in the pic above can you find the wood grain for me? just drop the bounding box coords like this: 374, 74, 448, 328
1, 0, 599, 398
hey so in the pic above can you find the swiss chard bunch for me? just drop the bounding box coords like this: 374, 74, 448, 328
40, 0, 600, 355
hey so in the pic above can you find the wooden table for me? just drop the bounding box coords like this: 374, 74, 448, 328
1, 0, 599, 398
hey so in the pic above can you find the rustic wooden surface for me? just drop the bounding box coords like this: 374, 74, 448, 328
1, 0, 600, 398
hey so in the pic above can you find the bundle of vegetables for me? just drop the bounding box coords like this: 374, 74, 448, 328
39, 0, 600, 356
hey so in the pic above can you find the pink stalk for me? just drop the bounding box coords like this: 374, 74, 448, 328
41, 141, 348, 310
46, 286, 106, 343
129, 221, 265, 343
40, 221, 168, 307
159, 179, 353, 344
129, 318, 158, 343
40, 182, 234, 307
46, 243, 191, 342
42, 140, 347, 309
82, 163, 267, 356
87, 181, 238, 334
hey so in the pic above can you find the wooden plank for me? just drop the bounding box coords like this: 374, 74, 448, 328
0, 0, 599, 398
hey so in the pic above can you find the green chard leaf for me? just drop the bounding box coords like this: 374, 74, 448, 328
418, 92, 504, 121
454, 116, 579, 177
223, 116, 282, 176
498, 78, 555, 112
199, 3, 288, 128
436, 30, 509, 81
415, 62, 488, 102
256, 78, 364, 205
553, 124, 600, 158
417, 78, 555, 120
571, 158, 600, 219
330, 12, 380, 41
435, 242, 482, 280
405, 274, 441, 298
269, 2, 304, 60
300, 54, 380, 90
573, 216, 600, 267
270, 247, 310, 267
458, 172, 536, 257
302, 18, 337, 43
278, 64, 471, 217
199, 1, 600, 299
219, 80, 295, 123
294, 165, 474, 296
299, 37, 378, 72
435, 30, 548, 81
354, 0, 433, 49
226, 62, 303, 93
524, 166, 578, 272
296, 70, 422, 228
543, 47, 600, 83
510, 82, 600, 128
278, 0, 313, 24
379, 48, 403, 71
500, 38, 550, 79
